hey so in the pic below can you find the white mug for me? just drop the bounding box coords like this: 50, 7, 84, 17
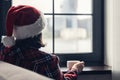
67, 60, 80, 69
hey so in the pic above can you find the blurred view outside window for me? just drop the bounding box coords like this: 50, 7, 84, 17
13, 0, 93, 54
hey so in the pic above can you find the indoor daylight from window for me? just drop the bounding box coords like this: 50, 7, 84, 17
13, 0, 93, 54
1, 0, 104, 66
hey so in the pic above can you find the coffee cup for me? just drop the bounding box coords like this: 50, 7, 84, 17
67, 60, 80, 69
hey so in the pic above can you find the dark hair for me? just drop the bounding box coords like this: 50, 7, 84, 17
38, 33, 45, 47
15, 33, 45, 49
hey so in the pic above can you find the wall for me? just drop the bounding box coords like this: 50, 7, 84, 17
105, 0, 120, 80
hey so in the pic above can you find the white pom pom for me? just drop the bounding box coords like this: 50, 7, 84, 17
1, 36, 15, 47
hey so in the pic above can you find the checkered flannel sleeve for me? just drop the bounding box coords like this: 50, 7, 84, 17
46, 55, 78, 80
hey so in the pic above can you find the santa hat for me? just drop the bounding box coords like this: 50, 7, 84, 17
1, 5, 46, 47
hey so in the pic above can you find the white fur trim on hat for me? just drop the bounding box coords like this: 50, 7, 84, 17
1, 36, 15, 47
13, 12, 46, 40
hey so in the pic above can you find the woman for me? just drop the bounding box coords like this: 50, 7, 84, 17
0, 5, 84, 80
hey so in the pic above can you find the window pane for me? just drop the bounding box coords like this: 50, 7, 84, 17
12, 0, 52, 13
55, 0, 92, 14
41, 16, 53, 53
54, 15, 92, 53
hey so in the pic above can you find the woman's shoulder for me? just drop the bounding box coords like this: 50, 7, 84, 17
24, 49, 58, 61
26, 49, 53, 57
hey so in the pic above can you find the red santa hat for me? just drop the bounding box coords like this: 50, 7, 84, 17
1, 5, 46, 47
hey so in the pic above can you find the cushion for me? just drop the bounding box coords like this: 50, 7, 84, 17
0, 61, 52, 80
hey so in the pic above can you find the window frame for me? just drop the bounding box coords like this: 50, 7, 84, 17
51, 0, 104, 67
0, 0, 11, 43
0, 0, 104, 67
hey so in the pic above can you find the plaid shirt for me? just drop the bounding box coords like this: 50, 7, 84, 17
0, 46, 78, 80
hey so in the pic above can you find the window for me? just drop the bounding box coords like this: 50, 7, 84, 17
1, 0, 104, 67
